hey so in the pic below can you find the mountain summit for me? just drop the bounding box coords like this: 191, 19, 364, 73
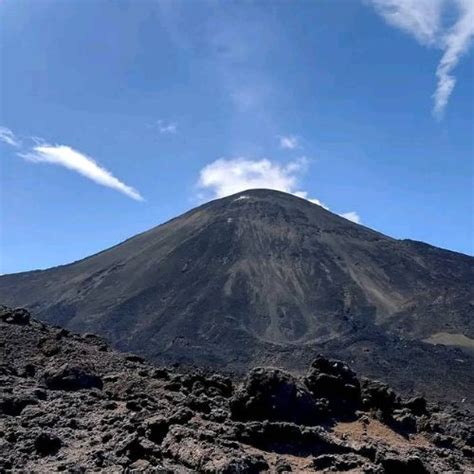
1, 189, 472, 403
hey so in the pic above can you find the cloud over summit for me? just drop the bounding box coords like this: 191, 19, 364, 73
197, 157, 360, 223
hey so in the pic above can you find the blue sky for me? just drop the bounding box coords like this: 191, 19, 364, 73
1, 0, 473, 274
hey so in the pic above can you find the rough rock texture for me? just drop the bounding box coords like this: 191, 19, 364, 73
1, 307, 473, 473
1, 190, 473, 408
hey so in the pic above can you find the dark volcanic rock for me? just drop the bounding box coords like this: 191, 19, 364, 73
0, 306, 30, 325
231, 367, 325, 425
404, 396, 428, 416
0, 189, 472, 408
42, 364, 103, 391
304, 355, 361, 415
0, 306, 473, 472
361, 379, 398, 416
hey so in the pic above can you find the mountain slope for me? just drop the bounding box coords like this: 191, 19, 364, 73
0, 189, 473, 404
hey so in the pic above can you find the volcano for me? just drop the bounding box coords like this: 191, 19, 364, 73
1, 189, 472, 404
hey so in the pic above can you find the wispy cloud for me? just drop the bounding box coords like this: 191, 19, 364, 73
1, 126, 143, 201
369, 0, 474, 118
279, 135, 299, 150
433, 0, 474, 118
157, 120, 177, 134
0, 126, 21, 147
369, 0, 443, 46
20, 144, 143, 201
197, 157, 360, 222
339, 211, 361, 224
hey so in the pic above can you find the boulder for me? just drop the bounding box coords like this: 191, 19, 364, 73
231, 367, 325, 425
116, 435, 160, 462
232, 421, 351, 457
38, 338, 61, 357
404, 396, 427, 416
0, 307, 30, 325
361, 379, 398, 416
392, 408, 417, 432
42, 364, 103, 391
162, 425, 269, 473
303, 356, 361, 414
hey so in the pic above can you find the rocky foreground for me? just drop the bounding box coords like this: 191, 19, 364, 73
1, 307, 473, 473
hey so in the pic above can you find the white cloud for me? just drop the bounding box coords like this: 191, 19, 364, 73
433, 0, 474, 118
197, 157, 360, 222
20, 144, 143, 201
292, 190, 329, 210
0, 126, 20, 147
369, 0, 443, 46
157, 120, 177, 134
368, 0, 474, 118
198, 157, 307, 199
279, 135, 299, 150
340, 211, 361, 224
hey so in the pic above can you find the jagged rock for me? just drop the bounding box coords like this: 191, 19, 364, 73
0, 307, 30, 325
304, 356, 361, 414
185, 393, 213, 414
169, 407, 194, 425
197, 373, 234, 398
116, 435, 161, 462
162, 425, 269, 473
361, 379, 398, 416
39, 338, 61, 356
404, 396, 427, 416
231, 421, 348, 457
231, 367, 325, 425
0, 306, 472, 473
42, 364, 103, 391
391, 408, 417, 432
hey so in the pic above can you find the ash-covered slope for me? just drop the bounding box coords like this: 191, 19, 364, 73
1, 306, 473, 473
0, 189, 472, 404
